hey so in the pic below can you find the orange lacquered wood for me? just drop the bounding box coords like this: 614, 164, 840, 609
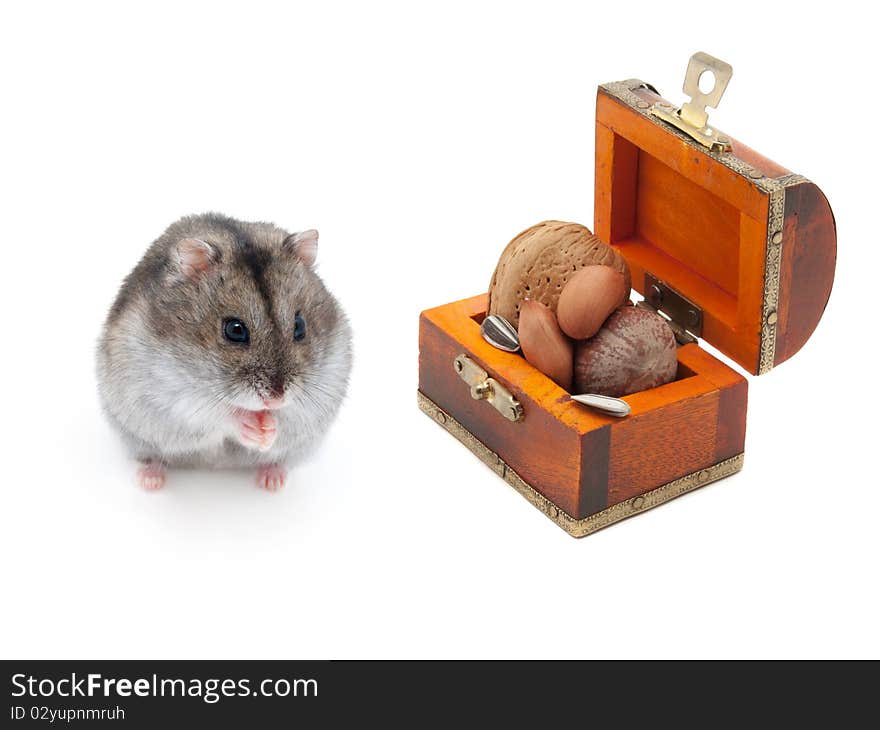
420, 296, 585, 515
606, 343, 748, 504
595, 91, 769, 372
628, 84, 793, 179
595, 91, 770, 219
595, 85, 836, 375
608, 389, 719, 504
636, 152, 742, 297
775, 182, 837, 366
418, 296, 748, 519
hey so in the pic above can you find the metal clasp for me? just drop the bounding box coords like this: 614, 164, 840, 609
649, 52, 733, 153
454, 354, 523, 422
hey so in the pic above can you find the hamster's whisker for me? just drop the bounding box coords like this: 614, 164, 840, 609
298, 378, 338, 401
187, 385, 241, 420
287, 379, 335, 420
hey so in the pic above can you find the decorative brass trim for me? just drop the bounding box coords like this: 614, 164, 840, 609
756, 174, 807, 374
757, 185, 786, 374
601, 80, 771, 186
599, 79, 810, 375
418, 391, 744, 538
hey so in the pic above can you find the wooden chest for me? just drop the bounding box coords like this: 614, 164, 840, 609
417, 54, 836, 537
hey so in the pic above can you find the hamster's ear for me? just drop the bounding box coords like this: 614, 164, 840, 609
283, 229, 318, 267
172, 238, 220, 281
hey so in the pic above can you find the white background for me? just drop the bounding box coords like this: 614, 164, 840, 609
1, 1, 877, 659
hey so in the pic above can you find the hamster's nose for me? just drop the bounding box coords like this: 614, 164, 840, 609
262, 395, 286, 410
269, 374, 285, 399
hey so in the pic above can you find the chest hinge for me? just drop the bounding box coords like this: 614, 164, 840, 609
638, 272, 702, 346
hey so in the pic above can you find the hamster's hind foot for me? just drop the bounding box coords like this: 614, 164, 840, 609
235, 409, 277, 452
137, 461, 167, 491
256, 464, 286, 492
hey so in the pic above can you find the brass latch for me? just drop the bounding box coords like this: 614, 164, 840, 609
454, 354, 523, 422
649, 52, 733, 153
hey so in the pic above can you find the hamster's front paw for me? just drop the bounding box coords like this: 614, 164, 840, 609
137, 461, 167, 491
234, 409, 277, 451
256, 464, 287, 491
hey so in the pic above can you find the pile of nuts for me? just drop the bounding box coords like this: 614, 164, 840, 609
487, 221, 678, 397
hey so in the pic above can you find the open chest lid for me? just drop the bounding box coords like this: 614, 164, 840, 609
594, 53, 836, 375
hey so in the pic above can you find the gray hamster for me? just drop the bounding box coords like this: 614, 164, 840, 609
96, 213, 353, 491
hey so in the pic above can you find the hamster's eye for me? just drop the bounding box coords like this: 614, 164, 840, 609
223, 318, 250, 344
293, 312, 306, 342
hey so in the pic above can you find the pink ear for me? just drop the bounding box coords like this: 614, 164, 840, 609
174, 238, 219, 280
284, 229, 318, 266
